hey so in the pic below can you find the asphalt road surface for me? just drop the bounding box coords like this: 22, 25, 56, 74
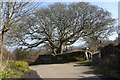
29, 62, 102, 80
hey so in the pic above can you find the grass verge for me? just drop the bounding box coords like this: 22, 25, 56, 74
0, 60, 30, 79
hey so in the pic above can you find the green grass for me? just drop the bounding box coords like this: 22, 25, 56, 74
0, 60, 29, 79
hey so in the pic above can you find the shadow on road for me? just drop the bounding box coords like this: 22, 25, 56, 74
78, 70, 102, 80
73, 62, 103, 80
78, 77, 102, 80
73, 62, 93, 67
22, 70, 41, 78
82, 71, 96, 74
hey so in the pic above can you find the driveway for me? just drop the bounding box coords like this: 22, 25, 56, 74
29, 62, 102, 79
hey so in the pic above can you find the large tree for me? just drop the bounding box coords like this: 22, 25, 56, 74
9, 2, 115, 55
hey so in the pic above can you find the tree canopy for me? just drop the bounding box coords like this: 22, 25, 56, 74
8, 2, 116, 55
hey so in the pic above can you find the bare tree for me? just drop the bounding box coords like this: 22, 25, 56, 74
9, 2, 116, 56
0, 2, 38, 67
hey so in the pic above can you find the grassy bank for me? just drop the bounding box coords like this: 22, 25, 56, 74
0, 61, 29, 79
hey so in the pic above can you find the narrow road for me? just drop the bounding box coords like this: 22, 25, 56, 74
29, 62, 102, 79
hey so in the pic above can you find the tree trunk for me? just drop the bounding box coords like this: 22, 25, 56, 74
58, 43, 65, 55
118, 34, 120, 43
0, 33, 3, 67
52, 48, 58, 56
0, 4, 2, 67
60, 44, 64, 54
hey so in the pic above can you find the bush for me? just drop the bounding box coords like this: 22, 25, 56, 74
15, 61, 29, 72
13, 49, 41, 64
0, 69, 23, 78
0, 60, 29, 78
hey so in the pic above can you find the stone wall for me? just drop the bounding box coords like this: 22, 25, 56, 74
30, 51, 86, 65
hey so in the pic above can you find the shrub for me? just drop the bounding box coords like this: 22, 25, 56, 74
0, 69, 23, 78
15, 61, 29, 72
13, 49, 41, 64
0, 60, 29, 78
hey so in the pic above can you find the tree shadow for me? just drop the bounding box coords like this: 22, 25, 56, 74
21, 70, 41, 78
82, 71, 96, 74
78, 71, 102, 80
78, 76, 102, 80
73, 62, 93, 67
73, 62, 101, 79
75, 63, 118, 80
78, 70, 118, 80
78, 76, 119, 80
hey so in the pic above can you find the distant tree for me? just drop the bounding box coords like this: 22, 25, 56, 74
9, 2, 115, 55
